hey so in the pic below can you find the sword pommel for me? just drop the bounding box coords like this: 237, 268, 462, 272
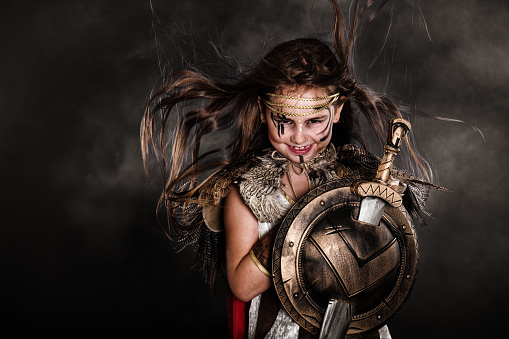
375, 118, 411, 184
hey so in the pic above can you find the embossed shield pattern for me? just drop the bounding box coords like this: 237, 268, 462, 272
272, 179, 418, 337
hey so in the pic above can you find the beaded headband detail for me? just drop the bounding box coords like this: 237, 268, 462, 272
262, 92, 341, 117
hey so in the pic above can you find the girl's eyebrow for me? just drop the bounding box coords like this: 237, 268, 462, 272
272, 112, 329, 122
304, 114, 329, 121
272, 113, 291, 121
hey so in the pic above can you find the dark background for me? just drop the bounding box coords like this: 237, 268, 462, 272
1, 0, 507, 337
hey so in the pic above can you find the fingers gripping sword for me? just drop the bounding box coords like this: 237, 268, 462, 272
356, 118, 411, 226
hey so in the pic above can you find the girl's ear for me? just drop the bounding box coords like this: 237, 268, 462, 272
258, 96, 267, 123
333, 103, 344, 123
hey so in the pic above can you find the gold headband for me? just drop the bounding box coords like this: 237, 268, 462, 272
262, 92, 340, 117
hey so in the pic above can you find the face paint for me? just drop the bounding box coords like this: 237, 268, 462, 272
270, 112, 288, 138
319, 107, 334, 142
261, 86, 342, 165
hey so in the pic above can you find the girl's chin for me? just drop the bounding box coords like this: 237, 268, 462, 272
287, 150, 318, 164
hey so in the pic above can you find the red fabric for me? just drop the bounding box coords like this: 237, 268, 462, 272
227, 287, 248, 339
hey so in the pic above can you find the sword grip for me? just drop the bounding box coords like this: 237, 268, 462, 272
375, 118, 411, 183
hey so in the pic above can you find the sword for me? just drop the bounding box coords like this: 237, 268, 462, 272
318, 118, 411, 338
356, 118, 411, 226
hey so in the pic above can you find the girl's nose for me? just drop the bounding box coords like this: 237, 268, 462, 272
290, 127, 308, 144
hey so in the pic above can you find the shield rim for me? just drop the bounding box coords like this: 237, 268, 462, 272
272, 179, 418, 335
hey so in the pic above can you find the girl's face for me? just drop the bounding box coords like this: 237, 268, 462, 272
260, 87, 343, 164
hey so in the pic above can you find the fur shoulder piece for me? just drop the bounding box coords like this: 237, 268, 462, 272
335, 144, 379, 180
238, 145, 339, 223
197, 154, 257, 206
237, 151, 287, 223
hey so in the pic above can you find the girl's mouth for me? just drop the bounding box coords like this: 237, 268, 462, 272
287, 144, 312, 155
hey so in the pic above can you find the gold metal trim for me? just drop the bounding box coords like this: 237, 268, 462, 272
249, 249, 272, 277
280, 189, 295, 205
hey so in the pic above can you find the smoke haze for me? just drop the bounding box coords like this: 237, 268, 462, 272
1, 0, 507, 337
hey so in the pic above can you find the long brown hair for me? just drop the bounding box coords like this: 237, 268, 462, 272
141, 0, 431, 238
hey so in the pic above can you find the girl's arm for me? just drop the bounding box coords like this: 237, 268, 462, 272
224, 185, 272, 302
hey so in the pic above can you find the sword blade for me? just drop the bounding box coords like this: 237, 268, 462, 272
319, 299, 356, 339
358, 196, 386, 225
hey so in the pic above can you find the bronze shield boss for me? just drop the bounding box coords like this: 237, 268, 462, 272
272, 179, 418, 336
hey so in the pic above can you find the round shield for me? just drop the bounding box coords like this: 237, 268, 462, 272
272, 179, 418, 336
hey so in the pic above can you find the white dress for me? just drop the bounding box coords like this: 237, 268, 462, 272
247, 193, 300, 339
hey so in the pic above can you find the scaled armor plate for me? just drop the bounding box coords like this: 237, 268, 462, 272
272, 179, 418, 337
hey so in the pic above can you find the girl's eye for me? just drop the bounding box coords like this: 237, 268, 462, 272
307, 119, 323, 124
276, 119, 292, 125
271, 113, 292, 125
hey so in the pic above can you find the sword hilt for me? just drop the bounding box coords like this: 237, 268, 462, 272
375, 118, 411, 184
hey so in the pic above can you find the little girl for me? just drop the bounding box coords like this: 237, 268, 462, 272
142, 1, 435, 338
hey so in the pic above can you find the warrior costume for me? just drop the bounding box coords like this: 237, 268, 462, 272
175, 143, 432, 339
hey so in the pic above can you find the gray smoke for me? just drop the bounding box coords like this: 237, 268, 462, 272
1, 0, 507, 337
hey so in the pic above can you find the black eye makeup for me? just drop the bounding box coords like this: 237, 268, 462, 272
268, 108, 334, 140
270, 112, 290, 137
